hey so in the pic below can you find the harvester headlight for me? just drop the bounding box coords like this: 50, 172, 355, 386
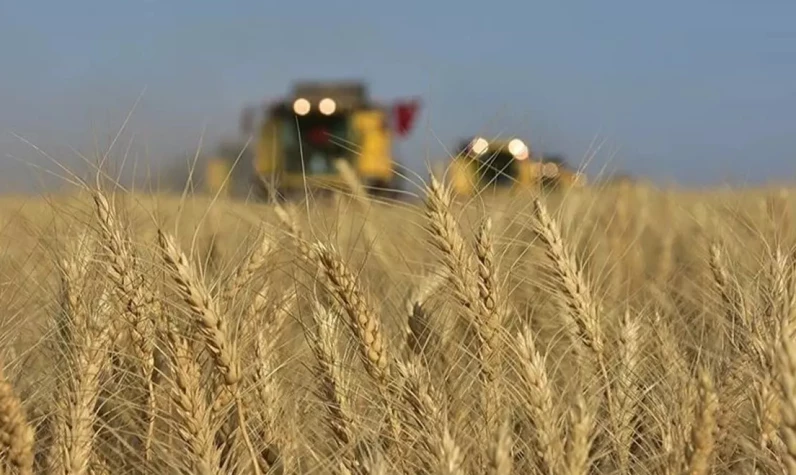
470, 137, 489, 155
319, 98, 336, 115
508, 139, 529, 159
293, 98, 311, 116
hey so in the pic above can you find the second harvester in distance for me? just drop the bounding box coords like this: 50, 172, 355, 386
448, 135, 587, 196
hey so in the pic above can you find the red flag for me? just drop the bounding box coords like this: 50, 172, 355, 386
392, 99, 421, 136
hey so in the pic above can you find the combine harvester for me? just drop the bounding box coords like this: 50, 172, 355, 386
204, 80, 421, 201
447, 135, 587, 197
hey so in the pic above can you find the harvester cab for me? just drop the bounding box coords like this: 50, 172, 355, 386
238, 81, 420, 200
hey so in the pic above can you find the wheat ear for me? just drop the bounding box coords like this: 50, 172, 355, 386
157, 229, 261, 475
423, 176, 503, 439
397, 357, 464, 475
92, 191, 158, 460
516, 326, 563, 474
531, 197, 614, 415
311, 243, 391, 384
221, 223, 273, 306
311, 242, 405, 461
165, 326, 223, 475
613, 308, 641, 473
487, 412, 513, 475
566, 394, 595, 475
50, 291, 113, 475
0, 363, 34, 475
307, 301, 360, 473
686, 370, 718, 475
776, 308, 796, 475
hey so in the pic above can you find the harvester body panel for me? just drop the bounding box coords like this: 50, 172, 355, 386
254, 115, 283, 179
350, 109, 393, 182
450, 157, 478, 196
205, 158, 231, 197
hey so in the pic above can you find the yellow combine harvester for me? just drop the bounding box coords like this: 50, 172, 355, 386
205, 81, 420, 200
448, 136, 586, 196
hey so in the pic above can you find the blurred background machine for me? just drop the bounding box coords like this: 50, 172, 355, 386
448, 135, 587, 196
204, 80, 420, 200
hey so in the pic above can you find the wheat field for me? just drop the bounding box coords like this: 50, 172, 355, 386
0, 174, 794, 475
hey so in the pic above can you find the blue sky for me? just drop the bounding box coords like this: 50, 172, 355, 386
1, 0, 795, 192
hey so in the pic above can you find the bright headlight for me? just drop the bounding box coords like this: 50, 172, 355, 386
470, 137, 489, 155
293, 98, 310, 115
508, 138, 528, 158
319, 97, 336, 115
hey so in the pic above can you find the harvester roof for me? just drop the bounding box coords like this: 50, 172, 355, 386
264, 80, 379, 118
291, 81, 369, 109
457, 135, 531, 150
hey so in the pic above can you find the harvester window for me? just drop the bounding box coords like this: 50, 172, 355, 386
479, 150, 516, 186
281, 112, 353, 174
